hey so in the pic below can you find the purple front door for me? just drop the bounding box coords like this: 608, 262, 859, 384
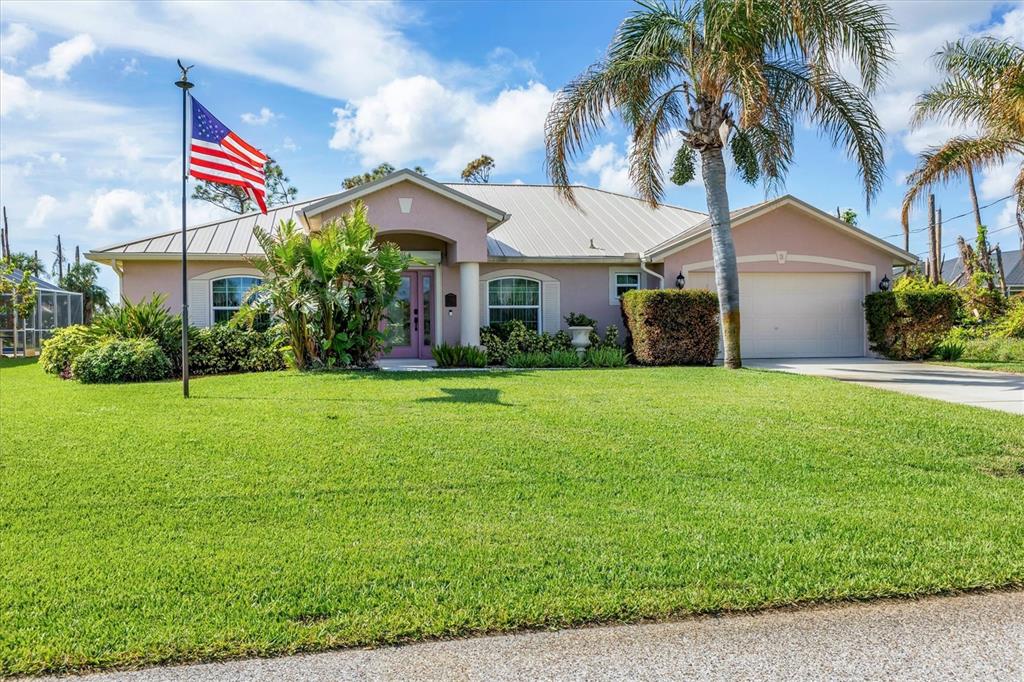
384, 270, 433, 359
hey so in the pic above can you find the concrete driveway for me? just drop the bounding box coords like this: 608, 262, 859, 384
35, 591, 1023, 681
747, 357, 1024, 414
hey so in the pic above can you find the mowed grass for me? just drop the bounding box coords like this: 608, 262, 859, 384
2, 358, 1023, 676
932, 360, 1024, 374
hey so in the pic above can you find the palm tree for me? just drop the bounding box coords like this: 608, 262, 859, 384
59, 262, 110, 323
545, 0, 892, 368
901, 38, 1024, 251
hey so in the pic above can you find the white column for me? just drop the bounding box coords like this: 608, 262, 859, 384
459, 261, 480, 347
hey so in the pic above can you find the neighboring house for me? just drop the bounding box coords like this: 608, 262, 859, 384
941, 249, 1023, 293
86, 168, 916, 359
1, 269, 84, 355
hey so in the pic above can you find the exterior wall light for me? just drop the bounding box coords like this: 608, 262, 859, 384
675, 271, 685, 289
879, 275, 890, 291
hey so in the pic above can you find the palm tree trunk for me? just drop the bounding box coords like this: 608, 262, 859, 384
966, 164, 982, 228
700, 147, 741, 369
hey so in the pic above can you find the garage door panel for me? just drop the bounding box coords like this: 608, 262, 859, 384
685, 271, 864, 358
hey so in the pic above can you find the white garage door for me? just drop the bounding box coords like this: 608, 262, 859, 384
689, 272, 866, 358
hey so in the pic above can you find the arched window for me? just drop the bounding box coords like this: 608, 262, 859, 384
211, 276, 262, 324
488, 277, 541, 331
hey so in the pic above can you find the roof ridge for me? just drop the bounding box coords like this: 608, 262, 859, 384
445, 181, 707, 215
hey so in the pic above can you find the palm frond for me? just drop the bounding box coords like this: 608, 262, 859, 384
900, 135, 1023, 231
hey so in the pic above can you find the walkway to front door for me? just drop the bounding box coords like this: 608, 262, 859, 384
384, 270, 434, 359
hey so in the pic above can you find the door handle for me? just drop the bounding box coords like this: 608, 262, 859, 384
413, 308, 419, 332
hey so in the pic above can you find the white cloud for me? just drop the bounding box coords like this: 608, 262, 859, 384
27, 33, 96, 81
121, 57, 144, 75
580, 143, 633, 195
4, 1, 431, 101
980, 157, 1023, 200
87, 189, 228, 234
48, 152, 66, 167
330, 76, 553, 174
281, 136, 299, 152
0, 70, 40, 116
0, 23, 36, 62
241, 107, 277, 125
26, 195, 57, 228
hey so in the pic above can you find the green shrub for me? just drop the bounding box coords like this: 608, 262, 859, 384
620, 289, 719, 365
584, 346, 628, 367
548, 349, 582, 367
934, 339, 966, 361
864, 289, 961, 360
431, 343, 488, 368
959, 337, 1024, 363
588, 324, 622, 350
479, 320, 570, 365
93, 294, 184, 371
189, 325, 286, 376
991, 296, 1024, 339
564, 311, 597, 327
72, 338, 172, 384
506, 351, 552, 368
39, 325, 102, 378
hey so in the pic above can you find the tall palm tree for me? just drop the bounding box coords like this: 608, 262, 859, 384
545, 0, 892, 368
901, 37, 1024, 251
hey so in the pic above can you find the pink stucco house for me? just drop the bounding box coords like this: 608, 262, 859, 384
86, 168, 916, 359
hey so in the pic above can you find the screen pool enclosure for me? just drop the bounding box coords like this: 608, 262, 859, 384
1, 269, 83, 356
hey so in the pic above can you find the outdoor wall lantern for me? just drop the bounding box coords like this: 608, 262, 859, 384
675, 271, 685, 289
879, 275, 890, 291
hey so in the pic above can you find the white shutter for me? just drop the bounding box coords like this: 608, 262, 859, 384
479, 281, 488, 327
188, 279, 211, 328
542, 280, 561, 333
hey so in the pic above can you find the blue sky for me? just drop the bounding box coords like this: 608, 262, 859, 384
1, 1, 1021, 295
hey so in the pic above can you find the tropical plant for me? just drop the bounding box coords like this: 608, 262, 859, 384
900, 37, 1024, 249
461, 155, 495, 183
506, 351, 552, 368
933, 338, 966, 361
544, 0, 893, 368
342, 162, 428, 189
92, 294, 184, 371
479, 320, 572, 365
548, 348, 583, 367
59, 262, 110, 323
251, 202, 412, 369
192, 157, 298, 214
431, 343, 489, 368
8, 252, 45, 278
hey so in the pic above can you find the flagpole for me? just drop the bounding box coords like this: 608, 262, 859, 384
175, 61, 194, 398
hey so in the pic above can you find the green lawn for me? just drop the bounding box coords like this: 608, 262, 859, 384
2, 358, 1023, 676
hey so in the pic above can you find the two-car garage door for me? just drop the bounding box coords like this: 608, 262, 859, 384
688, 272, 866, 358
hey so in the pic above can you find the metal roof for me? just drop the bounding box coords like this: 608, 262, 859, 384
1, 268, 77, 293
87, 196, 328, 258
450, 183, 705, 258
942, 249, 1023, 287
86, 179, 705, 261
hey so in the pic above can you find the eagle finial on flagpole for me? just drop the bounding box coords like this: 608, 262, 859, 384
175, 59, 194, 89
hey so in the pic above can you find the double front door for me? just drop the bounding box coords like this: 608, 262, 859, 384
384, 270, 434, 359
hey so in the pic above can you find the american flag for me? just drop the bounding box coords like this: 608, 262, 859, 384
188, 97, 269, 213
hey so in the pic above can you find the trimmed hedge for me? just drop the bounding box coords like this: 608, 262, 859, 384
621, 289, 719, 365
864, 290, 961, 360
72, 338, 173, 384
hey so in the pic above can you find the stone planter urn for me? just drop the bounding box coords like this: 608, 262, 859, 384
568, 326, 593, 356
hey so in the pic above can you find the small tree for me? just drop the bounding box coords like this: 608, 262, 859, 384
192, 157, 298, 214
342, 163, 427, 189
461, 155, 495, 183
1, 262, 38, 356
839, 209, 858, 226
59, 262, 110, 323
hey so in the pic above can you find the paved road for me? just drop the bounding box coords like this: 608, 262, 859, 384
748, 357, 1024, 414
41, 590, 1023, 681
